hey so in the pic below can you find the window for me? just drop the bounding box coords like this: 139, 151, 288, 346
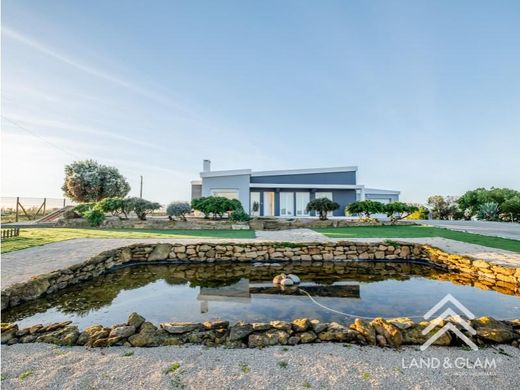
280, 192, 294, 216
295, 192, 310, 216
210, 189, 239, 200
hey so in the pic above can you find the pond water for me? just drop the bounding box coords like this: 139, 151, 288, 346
3, 261, 519, 328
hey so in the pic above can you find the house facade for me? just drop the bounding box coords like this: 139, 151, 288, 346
191, 160, 399, 217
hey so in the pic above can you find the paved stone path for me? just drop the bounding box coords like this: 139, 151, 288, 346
2, 229, 519, 290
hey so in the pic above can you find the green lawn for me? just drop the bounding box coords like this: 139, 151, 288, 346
0, 228, 256, 254
314, 225, 520, 253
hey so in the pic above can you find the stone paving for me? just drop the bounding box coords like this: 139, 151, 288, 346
2, 229, 519, 290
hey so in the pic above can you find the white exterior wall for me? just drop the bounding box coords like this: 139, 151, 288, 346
201, 174, 251, 212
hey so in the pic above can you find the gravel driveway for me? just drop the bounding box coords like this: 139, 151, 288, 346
2, 343, 519, 389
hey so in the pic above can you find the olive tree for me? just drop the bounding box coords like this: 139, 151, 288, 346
306, 198, 340, 220
127, 197, 161, 220
346, 200, 385, 219
166, 201, 192, 221
191, 196, 242, 219
62, 160, 130, 202
384, 202, 419, 223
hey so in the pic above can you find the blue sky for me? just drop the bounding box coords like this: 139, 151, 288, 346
2, 0, 519, 203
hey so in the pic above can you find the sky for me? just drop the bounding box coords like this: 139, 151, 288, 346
1, 0, 519, 204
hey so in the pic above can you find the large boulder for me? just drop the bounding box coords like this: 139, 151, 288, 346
401, 321, 451, 346
1, 323, 18, 344
36, 325, 79, 346
318, 322, 359, 342
350, 319, 376, 345
128, 322, 163, 347
148, 244, 172, 261
109, 325, 136, 339
248, 329, 290, 347
229, 322, 253, 341
77, 325, 110, 346
127, 313, 146, 329
292, 318, 311, 332
203, 320, 229, 330
471, 317, 517, 343
370, 318, 402, 347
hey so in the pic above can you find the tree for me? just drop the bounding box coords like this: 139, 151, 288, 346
457, 187, 520, 219
346, 200, 385, 219
96, 197, 130, 219
384, 202, 419, 223
306, 198, 340, 220
62, 160, 130, 202
191, 196, 242, 219
427, 195, 459, 220
166, 201, 192, 221
501, 196, 520, 222
127, 197, 161, 220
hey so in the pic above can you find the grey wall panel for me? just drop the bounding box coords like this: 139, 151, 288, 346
202, 174, 251, 212
250, 171, 356, 185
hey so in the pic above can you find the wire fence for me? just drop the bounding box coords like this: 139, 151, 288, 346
1, 197, 76, 223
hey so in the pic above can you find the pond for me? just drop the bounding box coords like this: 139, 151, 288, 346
3, 261, 519, 328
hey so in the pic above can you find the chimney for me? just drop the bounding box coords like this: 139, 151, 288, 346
203, 159, 211, 172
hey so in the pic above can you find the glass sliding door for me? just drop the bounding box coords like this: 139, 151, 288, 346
295, 192, 310, 217
250, 192, 260, 216
263, 192, 275, 216
279, 192, 294, 217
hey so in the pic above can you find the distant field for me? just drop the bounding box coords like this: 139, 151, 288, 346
314, 225, 520, 253
0, 228, 256, 253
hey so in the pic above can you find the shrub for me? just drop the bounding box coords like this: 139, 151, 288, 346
62, 160, 130, 202
191, 196, 242, 219
346, 200, 385, 219
458, 187, 520, 219
73, 203, 96, 215
229, 210, 251, 222
501, 196, 520, 222
166, 201, 192, 221
306, 198, 340, 220
126, 197, 161, 220
96, 197, 129, 219
427, 195, 460, 220
82, 208, 105, 227
405, 205, 430, 220
477, 202, 500, 221
384, 202, 419, 223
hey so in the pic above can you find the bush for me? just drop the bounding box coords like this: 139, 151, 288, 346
82, 208, 106, 227
126, 197, 161, 220
73, 203, 96, 215
427, 195, 460, 220
96, 197, 129, 219
346, 200, 385, 219
229, 210, 251, 222
191, 196, 242, 219
306, 198, 340, 220
62, 160, 130, 202
501, 196, 520, 222
166, 201, 192, 221
384, 202, 419, 223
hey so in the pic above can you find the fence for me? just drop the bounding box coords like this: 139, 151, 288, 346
1, 228, 20, 239
1, 197, 76, 223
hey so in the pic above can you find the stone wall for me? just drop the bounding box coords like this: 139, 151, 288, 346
2, 313, 519, 349
2, 241, 519, 311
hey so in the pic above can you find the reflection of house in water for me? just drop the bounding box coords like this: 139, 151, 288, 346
197, 278, 360, 313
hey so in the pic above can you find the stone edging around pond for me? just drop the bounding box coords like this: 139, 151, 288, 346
2, 313, 520, 349
2, 241, 520, 311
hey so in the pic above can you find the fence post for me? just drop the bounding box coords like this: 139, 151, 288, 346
15, 196, 19, 222
43, 198, 47, 215
63, 198, 66, 208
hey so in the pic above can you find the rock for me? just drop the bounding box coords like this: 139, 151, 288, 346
288, 336, 300, 345
401, 322, 451, 346
128, 322, 162, 347
252, 323, 271, 331
109, 325, 136, 339
229, 322, 253, 341
161, 322, 202, 334
36, 325, 79, 346
42, 321, 72, 332
310, 320, 328, 334
318, 323, 358, 342
350, 319, 376, 345
17, 278, 50, 303
270, 321, 292, 331
371, 318, 402, 347
376, 334, 387, 347
471, 316, 517, 343
1, 323, 18, 344
299, 331, 317, 344
387, 317, 415, 330
248, 329, 289, 347
292, 318, 311, 332
148, 244, 172, 261
273, 274, 285, 284
281, 278, 294, 286
203, 320, 229, 330
287, 274, 301, 284
77, 325, 110, 346
128, 313, 146, 329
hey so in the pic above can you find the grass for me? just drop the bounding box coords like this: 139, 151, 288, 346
19, 371, 33, 380
314, 225, 520, 253
164, 362, 181, 374
0, 227, 256, 253
277, 360, 288, 369
239, 362, 250, 374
